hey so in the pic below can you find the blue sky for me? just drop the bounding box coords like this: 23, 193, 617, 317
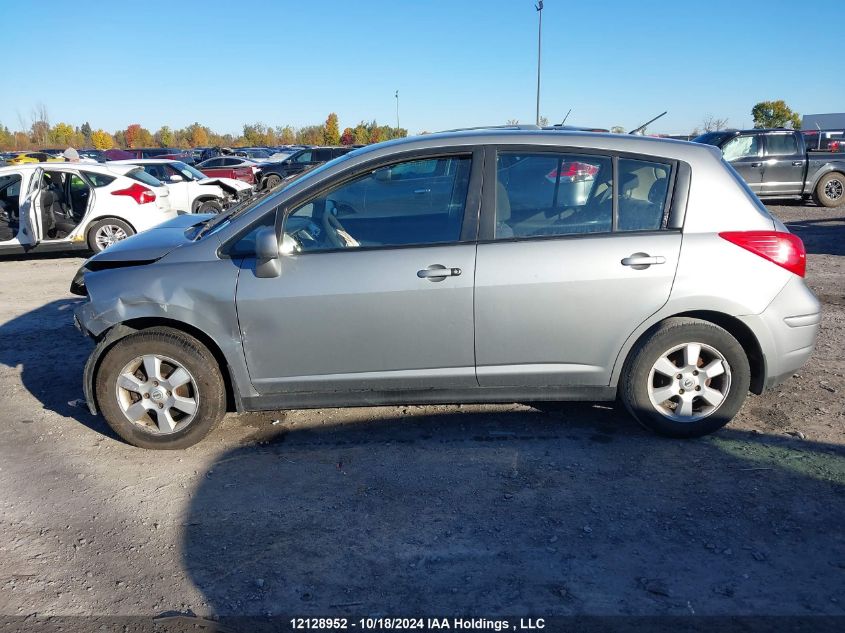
1, 0, 842, 136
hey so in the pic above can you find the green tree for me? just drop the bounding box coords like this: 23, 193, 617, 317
155, 126, 174, 147
298, 125, 324, 146
751, 100, 801, 129
323, 113, 340, 145
49, 122, 75, 146
0, 124, 14, 150
353, 122, 369, 145
91, 129, 114, 150
276, 125, 295, 144
80, 122, 92, 146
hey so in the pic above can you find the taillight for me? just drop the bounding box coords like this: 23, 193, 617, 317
111, 183, 156, 204
719, 231, 806, 277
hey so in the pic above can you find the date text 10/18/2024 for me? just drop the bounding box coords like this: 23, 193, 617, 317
290, 618, 546, 630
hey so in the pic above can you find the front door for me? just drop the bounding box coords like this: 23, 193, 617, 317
475, 150, 682, 387
235, 152, 480, 395
721, 134, 764, 193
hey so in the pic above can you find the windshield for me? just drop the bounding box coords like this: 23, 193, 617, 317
174, 162, 209, 181
693, 131, 731, 146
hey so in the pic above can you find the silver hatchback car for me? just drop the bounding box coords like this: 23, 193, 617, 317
72, 130, 820, 449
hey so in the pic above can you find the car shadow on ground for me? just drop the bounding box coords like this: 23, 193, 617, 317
0, 297, 118, 439
785, 215, 845, 257
182, 411, 845, 619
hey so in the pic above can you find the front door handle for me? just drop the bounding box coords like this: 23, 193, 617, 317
621, 253, 666, 270
792, 161, 803, 166
750, 162, 763, 167
413, 188, 431, 194
417, 264, 461, 282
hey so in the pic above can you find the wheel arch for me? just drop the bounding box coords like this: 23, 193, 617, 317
613, 311, 766, 395
85, 318, 240, 416
809, 166, 845, 192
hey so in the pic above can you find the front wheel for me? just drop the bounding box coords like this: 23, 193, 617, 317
95, 327, 226, 449
815, 172, 845, 208
195, 199, 223, 214
620, 318, 750, 438
87, 218, 135, 253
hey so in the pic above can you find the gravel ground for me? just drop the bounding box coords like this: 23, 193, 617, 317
0, 203, 842, 622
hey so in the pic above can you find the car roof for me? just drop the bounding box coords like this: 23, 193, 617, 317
0, 162, 140, 176
108, 159, 184, 165
340, 129, 722, 163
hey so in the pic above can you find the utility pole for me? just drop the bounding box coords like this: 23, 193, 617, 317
535, 1, 543, 126
395, 90, 400, 133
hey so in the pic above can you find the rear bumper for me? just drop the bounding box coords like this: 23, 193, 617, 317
738, 276, 821, 390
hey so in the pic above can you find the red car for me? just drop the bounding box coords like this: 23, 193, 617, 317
194, 156, 260, 184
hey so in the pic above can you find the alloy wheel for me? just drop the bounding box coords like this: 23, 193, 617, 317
824, 178, 843, 201
115, 354, 199, 434
647, 342, 732, 422
95, 224, 128, 250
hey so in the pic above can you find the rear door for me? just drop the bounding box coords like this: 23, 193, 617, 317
474, 148, 682, 388
720, 134, 764, 192
760, 132, 805, 196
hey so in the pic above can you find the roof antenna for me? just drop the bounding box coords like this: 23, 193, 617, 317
628, 111, 667, 135
559, 109, 572, 126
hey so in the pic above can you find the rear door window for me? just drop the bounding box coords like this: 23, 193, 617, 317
765, 134, 799, 156
617, 158, 671, 231
495, 152, 613, 237
83, 172, 115, 188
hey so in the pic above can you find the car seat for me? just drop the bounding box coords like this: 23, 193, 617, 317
495, 181, 514, 238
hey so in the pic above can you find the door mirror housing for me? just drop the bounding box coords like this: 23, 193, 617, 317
254, 226, 281, 278
169, 174, 183, 182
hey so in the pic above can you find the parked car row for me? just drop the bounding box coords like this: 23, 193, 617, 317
0, 157, 256, 255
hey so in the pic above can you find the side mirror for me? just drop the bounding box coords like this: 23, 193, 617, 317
169, 174, 183, 182
254, 226, 281, 278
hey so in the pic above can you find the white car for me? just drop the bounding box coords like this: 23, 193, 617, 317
0, 162, 176, 255
108, 159, 253, 214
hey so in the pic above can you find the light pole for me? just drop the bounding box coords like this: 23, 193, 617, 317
535, 1, 543, 126
395, 90, 400, 133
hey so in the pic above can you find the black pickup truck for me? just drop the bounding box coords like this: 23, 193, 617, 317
693, 129, 845, 207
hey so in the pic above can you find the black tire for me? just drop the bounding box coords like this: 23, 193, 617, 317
195, 199, 223, 214
263, 174, 282, 190
95, 327, 226, 449
814, 172, 845, 208
87, 218, 135, 253
620, 318, 750, 438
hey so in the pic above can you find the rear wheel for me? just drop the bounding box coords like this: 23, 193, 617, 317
620, 318, 750, 438
263, 174, 282, 190
815, 172, 845, 208
87, 218, 135, 253
95, 327, 226, 449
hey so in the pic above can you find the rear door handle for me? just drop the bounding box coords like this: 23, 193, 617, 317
417, 264, 461, 281
750, 162, 763, 167
792, 161, 803, 166
621, 253, 666, 269
413, 188, 431, 194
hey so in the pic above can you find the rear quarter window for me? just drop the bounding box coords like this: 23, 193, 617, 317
126, 169, 164, 187
83, 172, 116, 188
